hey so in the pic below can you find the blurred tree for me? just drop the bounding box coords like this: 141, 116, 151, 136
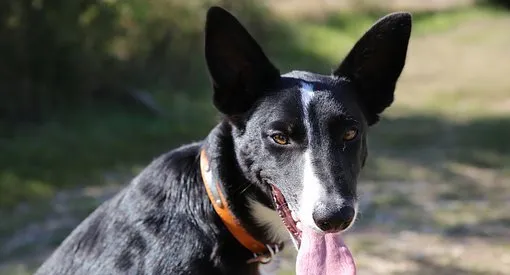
0, 0, 273, 125
0, 0, 120, 122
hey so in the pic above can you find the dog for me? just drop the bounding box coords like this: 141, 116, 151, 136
35, 6, 411, 275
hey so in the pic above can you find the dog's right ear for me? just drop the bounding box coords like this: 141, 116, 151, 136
205, 6, 280, 116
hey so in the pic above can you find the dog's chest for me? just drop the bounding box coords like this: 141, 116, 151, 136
249, 199, 290, 243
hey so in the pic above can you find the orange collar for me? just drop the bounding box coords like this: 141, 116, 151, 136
199, 149, 281, 263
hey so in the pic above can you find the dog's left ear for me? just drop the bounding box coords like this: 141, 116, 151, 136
205, 6, 281, 116
334, 12, 412, 125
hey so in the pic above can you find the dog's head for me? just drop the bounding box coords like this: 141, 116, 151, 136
205, 7, 411, 246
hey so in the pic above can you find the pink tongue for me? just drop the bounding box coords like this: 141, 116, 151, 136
296, 226, 356, 275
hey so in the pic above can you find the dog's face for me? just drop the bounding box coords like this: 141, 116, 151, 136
205, 7, 411, 245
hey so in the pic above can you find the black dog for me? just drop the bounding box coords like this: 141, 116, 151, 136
35, 6, 411, 275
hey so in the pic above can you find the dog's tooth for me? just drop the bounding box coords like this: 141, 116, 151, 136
291, 211, 299, 222
296, 222, 302, 230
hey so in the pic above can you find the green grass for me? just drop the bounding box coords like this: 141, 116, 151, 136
273, 6, 506, 70
0, 94, 218, 208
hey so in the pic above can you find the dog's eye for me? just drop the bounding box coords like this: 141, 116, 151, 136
271, 133, 290, 145
343, 128, 358, 141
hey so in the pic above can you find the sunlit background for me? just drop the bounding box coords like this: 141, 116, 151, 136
1, 0, 510, 274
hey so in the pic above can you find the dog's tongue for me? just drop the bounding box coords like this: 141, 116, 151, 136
296, 226, 356, 275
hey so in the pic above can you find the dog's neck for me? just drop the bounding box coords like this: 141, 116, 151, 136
202, 121, 289, 249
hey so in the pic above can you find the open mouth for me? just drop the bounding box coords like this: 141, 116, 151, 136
270, 185, 357, 275
270, 185, 302, 247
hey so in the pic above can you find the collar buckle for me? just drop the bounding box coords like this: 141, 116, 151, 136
246, 243, 284, 264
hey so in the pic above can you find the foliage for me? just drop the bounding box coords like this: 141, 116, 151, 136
0, 0, 275, 123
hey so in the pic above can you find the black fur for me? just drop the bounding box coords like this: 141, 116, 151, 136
35, 6, 411, 275
335, 12, 412, 125
205, 7, 281, 116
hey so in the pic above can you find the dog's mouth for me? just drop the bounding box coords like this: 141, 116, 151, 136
270, 184, 357, 275
270, 185, 302, 247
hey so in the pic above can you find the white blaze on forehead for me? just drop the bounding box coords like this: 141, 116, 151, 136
299, 82, 324, 231
300, 82, 314, 125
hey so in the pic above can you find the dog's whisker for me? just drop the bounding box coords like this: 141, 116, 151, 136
238, 183, 254, 195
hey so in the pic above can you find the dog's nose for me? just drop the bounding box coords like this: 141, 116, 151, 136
312, 204, 355, 232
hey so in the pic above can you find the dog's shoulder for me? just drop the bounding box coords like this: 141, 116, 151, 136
35, 142, 219, 275
133, 141, 203, 200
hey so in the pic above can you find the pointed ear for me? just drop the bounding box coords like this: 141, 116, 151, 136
335, 12, 412, 125
204, 6, 280, 115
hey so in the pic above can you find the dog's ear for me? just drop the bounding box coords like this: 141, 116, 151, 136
334, 12, 412, 125
205, 6, 280, 116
